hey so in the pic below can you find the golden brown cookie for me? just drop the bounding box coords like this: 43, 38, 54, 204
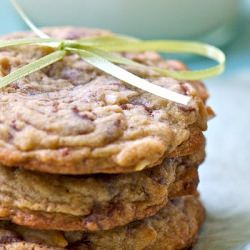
0, 195, 205, 250
0, 145, 204, 231
0, 27, 209, 174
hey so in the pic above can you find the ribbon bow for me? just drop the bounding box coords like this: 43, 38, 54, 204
0, 0, 225, 105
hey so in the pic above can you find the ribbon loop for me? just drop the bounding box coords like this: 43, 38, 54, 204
0, 0, 226, 105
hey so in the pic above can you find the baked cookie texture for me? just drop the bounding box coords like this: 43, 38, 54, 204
0, 195, 205, 250
0, 27, 209, 174
0, 27, 211, 250
0, 145, 204, 231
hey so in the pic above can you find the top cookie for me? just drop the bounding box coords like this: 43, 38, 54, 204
0, 27, 209, 174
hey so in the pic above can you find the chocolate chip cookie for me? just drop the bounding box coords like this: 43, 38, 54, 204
0, 27, 209, 174
0, 144, 204, 231
0, 195, 204, 250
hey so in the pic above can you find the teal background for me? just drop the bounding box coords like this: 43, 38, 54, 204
0, 0, 250, 249
0, 0, 26, 34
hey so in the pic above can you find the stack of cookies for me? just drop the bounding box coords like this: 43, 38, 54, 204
0, 27, 211, 250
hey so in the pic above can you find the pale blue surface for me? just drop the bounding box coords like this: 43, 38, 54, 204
0, 0, 26, 34
0, 0, 250, 249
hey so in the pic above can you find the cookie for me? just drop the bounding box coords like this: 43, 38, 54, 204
0, 145, 204, 231
0, 27, 209, 174
0, 195, 204, 250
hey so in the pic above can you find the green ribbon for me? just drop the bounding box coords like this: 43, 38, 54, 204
0, 0, 225, 105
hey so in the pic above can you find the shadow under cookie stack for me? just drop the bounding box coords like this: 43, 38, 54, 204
0, 27, 212, 250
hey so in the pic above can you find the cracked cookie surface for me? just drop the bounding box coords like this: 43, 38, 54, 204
0, 27, 209, 174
